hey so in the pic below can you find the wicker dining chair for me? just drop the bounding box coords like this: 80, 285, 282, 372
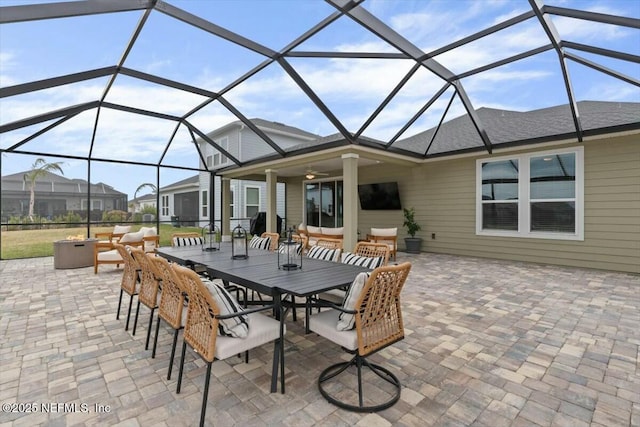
353, 241, 390, 265
129, 247, 161, 350
312, 241, 391, 312
113, 243, 140, 331
172, 264, 284, 427
146, 254, 187, 381
260, 232, 281, 251
308, 262, 412, 412
314, 238, 343, 250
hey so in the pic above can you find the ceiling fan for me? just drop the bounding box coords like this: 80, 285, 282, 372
304, 167, 329, 180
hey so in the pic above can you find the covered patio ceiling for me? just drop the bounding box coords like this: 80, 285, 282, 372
0, 0, 638, 181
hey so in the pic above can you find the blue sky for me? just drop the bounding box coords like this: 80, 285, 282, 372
1, 0, 639, 199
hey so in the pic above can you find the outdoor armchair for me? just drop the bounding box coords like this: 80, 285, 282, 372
94, 230, 144, 273
367, 227, 398, 260
94, 225, 131, 245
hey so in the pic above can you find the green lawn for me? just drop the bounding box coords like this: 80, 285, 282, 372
0, 224, 202, 259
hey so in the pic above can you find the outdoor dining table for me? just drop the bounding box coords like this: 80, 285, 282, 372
155, 244, 369, 393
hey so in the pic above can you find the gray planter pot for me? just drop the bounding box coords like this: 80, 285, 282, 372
404, 237, 422, 254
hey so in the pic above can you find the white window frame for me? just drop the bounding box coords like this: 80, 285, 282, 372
201, 189, 208, 218
476, 146, 584, 241
161, 195, 169, 216
244, 186, 260, 218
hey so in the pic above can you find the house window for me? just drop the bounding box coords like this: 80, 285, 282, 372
245, 187, 259, 218
213, 137, 229, 167
201, 190, 208, 218
206, 155, 212, 168
476, 147, 583, 240
161, 195, 169, 216
81, 199, 103, 211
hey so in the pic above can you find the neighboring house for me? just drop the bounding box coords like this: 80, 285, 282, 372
157, 175, 199, 226
128, 193, 157, 214
196, 119, 320, 229
1, 170, 127, 221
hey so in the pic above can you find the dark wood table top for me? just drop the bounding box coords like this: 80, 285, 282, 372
156, 245, 368, 297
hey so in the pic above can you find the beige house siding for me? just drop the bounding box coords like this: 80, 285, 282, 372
286, 133, 639, 273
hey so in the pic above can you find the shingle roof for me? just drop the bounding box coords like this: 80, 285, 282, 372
1, 170, 126, 195
393, 101, 640, 156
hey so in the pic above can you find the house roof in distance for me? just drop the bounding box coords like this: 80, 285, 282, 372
1, 170, 127, 195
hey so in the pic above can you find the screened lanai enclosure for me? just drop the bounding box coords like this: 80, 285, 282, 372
1, 0, 638, 259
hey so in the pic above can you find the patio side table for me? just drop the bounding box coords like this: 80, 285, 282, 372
53, 239, 97, 269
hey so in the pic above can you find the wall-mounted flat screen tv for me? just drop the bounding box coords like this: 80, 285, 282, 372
358, 182, 402, 210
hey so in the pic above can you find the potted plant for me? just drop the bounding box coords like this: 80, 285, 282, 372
403, 207, 422, 254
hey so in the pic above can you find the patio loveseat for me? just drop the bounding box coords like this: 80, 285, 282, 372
298, 224, 343, 248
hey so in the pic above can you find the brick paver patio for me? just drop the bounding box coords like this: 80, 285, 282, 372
1, 252, 638, 426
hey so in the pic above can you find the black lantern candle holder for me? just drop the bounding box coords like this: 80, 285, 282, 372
201, 224, 220, 252
278, 227, 302, 270
231, 224, 248, 259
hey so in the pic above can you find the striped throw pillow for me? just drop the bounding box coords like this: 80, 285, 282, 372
173, 236, 204, 247
202, 278, 249, 338
341, 252, 384, 270
307, 245, 341, 262
249, 235, 271, 250
337, 272, 371, 331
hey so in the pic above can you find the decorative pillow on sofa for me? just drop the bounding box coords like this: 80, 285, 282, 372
307, 245, 341, 262
337, 272, 371, 331
249, 235, 271, 250
341, 252, 384, 269
202, 278, 249, 338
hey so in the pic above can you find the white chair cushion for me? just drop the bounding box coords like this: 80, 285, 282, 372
306, 225, 321, 234
215, 313, 283, 360
249, 235, 271, 250
120, 230, 144, 243
307, 246, 341, 262
321, 227, 343, 236
139, 226, 157, 236
172, 236, 203, 246
317, 288, 346, 305
337, 272, 370, 331
341, 252, 384, 269
97, 249, 122, 262
202, 279, 249, 338
113, 225, 131, 234
309, 310, 357, 351
370, 227, 397, 237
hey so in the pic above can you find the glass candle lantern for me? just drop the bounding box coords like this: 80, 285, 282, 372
231, 224, 248, 259
201, 224, 220, 252
278, 227, 302, 270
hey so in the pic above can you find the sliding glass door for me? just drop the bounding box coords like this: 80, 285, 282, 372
305, 180, 343, 227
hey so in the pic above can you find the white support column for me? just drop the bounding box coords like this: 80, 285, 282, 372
265, 169, 278, 234
342, 153, 359, 252
221, 178, 231, 242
